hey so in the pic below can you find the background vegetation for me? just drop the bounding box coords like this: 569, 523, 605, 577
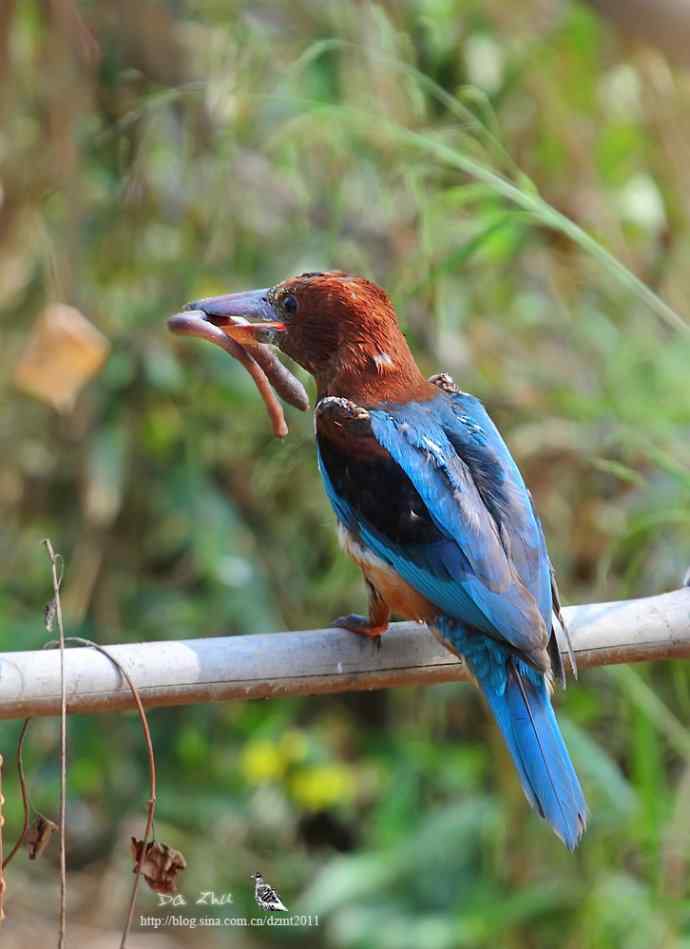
2, 1, 690, 946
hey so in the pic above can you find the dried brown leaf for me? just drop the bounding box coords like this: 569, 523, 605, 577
25, 815, 58, 860
14, 304, 110, 413
130, 838, 187, 895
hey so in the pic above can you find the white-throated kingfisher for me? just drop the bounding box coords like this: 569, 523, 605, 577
185, 271, 587, 849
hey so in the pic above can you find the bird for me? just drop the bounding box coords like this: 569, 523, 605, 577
187, 271, 588, 850
251, 871, 288, 912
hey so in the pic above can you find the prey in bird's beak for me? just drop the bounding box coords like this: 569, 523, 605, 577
167, 283, 309, 438
181, 289, 286, 345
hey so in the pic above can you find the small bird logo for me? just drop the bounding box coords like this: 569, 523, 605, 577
251, 871, 288, 912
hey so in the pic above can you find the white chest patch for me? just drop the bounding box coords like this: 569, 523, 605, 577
337, 524, 391, 572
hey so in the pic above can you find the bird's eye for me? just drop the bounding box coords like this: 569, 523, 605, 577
283, 294, 298, 315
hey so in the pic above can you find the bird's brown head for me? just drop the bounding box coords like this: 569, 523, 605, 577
184, 271, 431, 403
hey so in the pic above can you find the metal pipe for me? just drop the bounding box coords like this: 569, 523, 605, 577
0, 588, 688, 720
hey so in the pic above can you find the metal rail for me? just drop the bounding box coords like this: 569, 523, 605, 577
0, 588, 688, 720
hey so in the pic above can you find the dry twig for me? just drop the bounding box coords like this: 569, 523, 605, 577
43, 539, 67, 949
45, 637, 158, 949
3, 719, 33, 869
3, 718, 60, 870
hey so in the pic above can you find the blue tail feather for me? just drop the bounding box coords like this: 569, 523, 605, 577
436, 618, 587, 848
478, 658, 587, 850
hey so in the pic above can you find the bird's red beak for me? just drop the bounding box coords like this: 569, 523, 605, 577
170, 288, 286, 345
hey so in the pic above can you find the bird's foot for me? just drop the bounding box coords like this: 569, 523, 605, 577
332, 613, 387, 650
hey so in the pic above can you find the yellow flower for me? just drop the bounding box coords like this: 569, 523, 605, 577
240, 739, 286, 783
279, 729, 309, 763
290, 764, 356, 810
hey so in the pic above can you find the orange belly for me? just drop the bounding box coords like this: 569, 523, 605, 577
337, 525, 437, 623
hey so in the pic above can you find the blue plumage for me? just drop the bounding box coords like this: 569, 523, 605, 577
316, 389, 587, 848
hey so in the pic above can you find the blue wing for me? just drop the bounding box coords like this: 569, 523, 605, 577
316, 390, 553, 665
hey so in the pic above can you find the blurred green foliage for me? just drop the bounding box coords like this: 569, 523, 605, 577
2, 1, 690, 946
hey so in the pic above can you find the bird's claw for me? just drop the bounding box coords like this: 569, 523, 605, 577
332, 613, 385, 650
